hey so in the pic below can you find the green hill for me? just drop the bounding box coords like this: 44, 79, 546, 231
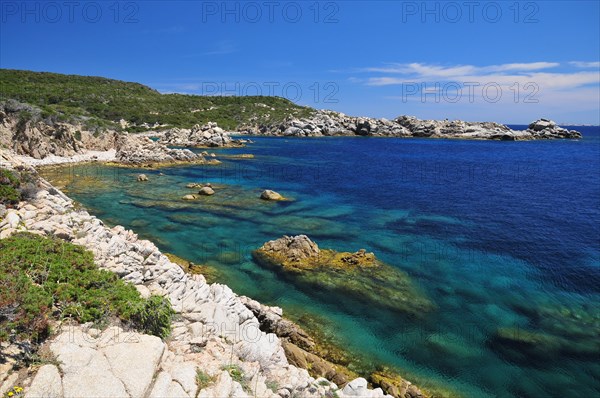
0, 69, 314, 132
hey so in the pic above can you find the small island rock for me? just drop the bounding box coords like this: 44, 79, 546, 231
260, 189, 285, 201
198, 186, 215, 196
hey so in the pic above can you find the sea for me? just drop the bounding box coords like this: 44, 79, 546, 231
42, 126, 600, 398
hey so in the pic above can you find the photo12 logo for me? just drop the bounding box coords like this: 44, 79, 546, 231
400, 1, 540, 23
400, 81, 540, 104
1, 1, 140, 23
199, 81, 339, 104
200, 1, 340, 23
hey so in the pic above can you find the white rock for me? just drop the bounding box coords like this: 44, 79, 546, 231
25, 364, 63, 398
0, 373, 18, 396
0, 228, 15, 239
102, 333, 165, 397
342, 378, 369, 397
5, 211, 20, 228
135, 284, 152, 299
169, 361, 198, 397
148, 371, 173, 398
50, 343, 128, 398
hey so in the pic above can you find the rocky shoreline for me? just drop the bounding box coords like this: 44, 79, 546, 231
240, 110, 582, 140
0, 150, 427, 398
1, 102, 584, 171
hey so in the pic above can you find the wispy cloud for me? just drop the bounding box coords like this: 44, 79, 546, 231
203, 40, 237, 56
363, 62, 559, 76
358, 62, 599, 91
569, 61, 600, 68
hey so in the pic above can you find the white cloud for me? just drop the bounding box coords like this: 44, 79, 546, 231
360, 62, 600, 93
569, 61, 600, 68
363, 62, 559, 77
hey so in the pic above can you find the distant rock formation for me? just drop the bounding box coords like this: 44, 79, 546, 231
114, 133, 211, 165
525, 118, 582, 139
159, 122, 246, 147
240, 110, 583, 140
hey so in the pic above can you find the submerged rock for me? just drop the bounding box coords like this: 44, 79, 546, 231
490, 308, 600, 363
253, 235, 433, 316
186, 182, 211, 189
182, 194, 196, 200
198, 186, 215, 196
137, 174, 149, 182
260, 189, 285, 201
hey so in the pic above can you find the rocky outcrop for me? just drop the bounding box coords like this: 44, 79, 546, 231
240, 297, 360, 387
258, 235, 320, 263
241, 110, 583, 140
370, 370, 425, 398
253, 236, 433, 316
525, 118, 582, 139
198, 186, 215, 196
160, 122, 246, 148
114, 133, 210, 165
0, 101, 116, 159
0, 103, 223, 165
261, 190, 285, 201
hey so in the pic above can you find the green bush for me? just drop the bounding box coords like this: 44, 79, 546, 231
0, 233, 174, 342
130, 295, 174, 339
0, 168, 21, 205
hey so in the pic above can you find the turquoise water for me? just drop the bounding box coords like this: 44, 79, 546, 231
44, 128, 600, 397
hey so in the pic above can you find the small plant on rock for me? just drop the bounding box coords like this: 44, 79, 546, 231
195, 368, 216, 390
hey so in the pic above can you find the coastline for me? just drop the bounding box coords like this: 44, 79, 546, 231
0, 149, 428, 398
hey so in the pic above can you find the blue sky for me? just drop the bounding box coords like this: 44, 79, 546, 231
1, 0, 599, 124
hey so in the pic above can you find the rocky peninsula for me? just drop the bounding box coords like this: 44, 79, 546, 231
240, 110, 582, 140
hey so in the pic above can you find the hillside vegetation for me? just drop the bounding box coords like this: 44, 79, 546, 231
0, 69, 314, 132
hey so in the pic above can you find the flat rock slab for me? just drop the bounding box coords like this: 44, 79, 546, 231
25, 364, 63, 398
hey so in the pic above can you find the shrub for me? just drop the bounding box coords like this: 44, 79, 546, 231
130, 295, 174, 339
0, 233, 174, 342
0, 168, 21, 205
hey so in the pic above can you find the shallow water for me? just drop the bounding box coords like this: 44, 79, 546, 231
42, 127, 600, 397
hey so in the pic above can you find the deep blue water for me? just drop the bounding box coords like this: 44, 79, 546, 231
44, 126, 600, 398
